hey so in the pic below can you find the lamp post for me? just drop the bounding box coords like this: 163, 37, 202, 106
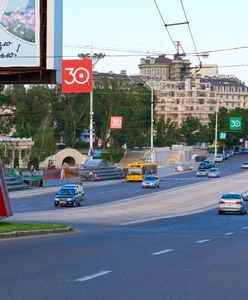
151, 87, 154, 152
78, 52, 105, 156
214, 105, 219, 157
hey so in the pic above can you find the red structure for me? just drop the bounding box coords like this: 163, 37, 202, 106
0, 161, 13, 219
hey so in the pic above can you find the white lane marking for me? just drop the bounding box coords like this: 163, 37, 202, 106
196, 239, 211, 244
152, 249, 174, 256
242, 226, 248, 230
225, 232, 234, 236
75, 270, 112, 282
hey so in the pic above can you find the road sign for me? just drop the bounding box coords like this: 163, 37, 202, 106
62, 59, 92, 93
229, 117, 242, 131
219, 132, 226, 140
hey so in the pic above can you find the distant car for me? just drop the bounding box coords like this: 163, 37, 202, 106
142, 176, 160, 188
54, 184, 84, 207
214, 154, 224, 162
218, 193, 247, 215
198, 162, 208, 169
208, 167, 220, 178
203, 159, 215, 168
241, 162, 248, 169
194, 155, 207, 162
196, 168, 209, 177
222, 152, 230, 160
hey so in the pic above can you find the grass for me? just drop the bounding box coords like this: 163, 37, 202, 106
0, 222, 69, 234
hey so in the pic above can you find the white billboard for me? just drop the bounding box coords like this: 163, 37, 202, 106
0, 0, 40, 67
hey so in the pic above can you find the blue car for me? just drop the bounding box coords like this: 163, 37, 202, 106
54, 184, 84, 207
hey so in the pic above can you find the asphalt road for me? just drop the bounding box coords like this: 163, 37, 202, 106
2, 154, 248, 300
10, 153, 248, 213
1, 208, 248, 300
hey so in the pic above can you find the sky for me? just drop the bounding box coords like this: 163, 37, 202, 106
63, 0, 248, 85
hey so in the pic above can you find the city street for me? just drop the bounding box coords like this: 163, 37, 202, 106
1, 154, 248, 299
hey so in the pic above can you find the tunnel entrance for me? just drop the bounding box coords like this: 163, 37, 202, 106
62, 156, 76, 166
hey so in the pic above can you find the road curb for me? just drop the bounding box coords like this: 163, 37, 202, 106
0, 226, 73, 239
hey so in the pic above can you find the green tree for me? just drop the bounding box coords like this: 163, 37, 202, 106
154, 117, 179, 146
178, 116, 206, 145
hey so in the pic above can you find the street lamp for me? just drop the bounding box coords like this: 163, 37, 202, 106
78, 52, 105, 156
214, 105, 219, 157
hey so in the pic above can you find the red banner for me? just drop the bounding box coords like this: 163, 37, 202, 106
0, 161, 13, 219
62, 59, 92, 93
110, 116, 123, 129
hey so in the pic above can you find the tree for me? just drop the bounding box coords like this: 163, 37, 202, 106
178, 116, 206, 145
154, 117, 179, 147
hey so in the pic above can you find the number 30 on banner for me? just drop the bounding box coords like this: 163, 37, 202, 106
62, 60, 92, 93
110, 116, 123, 129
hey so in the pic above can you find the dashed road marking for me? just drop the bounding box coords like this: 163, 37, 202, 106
225, 232, 234, 236
152, 249, 174, 256
242, 226, 248, 230
75, 270, 112, 282
196, 239, 211, 244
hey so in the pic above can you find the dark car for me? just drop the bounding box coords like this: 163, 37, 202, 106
198, 162, 208, 169
54, 184, 84, 207
203, 159, 215, 168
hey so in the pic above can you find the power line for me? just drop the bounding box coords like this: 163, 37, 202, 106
153, 0, 178, 53
179, 0, 201, 66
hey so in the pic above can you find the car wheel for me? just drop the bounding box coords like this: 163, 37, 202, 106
218, 210, 223, 215
54, 203, 58, 207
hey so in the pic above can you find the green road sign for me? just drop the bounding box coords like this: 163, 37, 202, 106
229, 117, 242, 131
219, 132, 226, 140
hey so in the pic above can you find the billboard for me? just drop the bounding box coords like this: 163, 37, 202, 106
0, 0, 63, 84
0, 0, 40, 67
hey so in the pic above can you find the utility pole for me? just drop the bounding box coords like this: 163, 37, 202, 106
78, 52, 105, 156
214, 105, 219, 157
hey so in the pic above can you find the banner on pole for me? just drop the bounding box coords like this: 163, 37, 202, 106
110, 116, 123, 129
62, 59, 92, 93
0, 161, 13, 219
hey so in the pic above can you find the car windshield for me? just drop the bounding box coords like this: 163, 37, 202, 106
145, 177, 156, 181
221, 194, 241, 199
58, 189, 75, 195
210, 169, 218, 172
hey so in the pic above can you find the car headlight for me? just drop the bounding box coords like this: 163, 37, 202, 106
55, 198, 59, 201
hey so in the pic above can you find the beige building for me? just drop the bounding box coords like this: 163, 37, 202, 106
138, 55, 191, 81
0, 136, 34, 168
137, 57, 248, 126
154, 75, 248, 125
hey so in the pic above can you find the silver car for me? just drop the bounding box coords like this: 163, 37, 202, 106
196, 168, 209, 177
208, 167, 220, 178
142, 176, 160, 188
241, 162, 248, 169
219, 193, 247, 215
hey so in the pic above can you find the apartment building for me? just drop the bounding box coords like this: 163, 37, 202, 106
154, 75, 248, 126
138, 55, 191, 81
138, 56, 248, 126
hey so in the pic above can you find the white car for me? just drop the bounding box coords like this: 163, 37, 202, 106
142, 176, 160, 188
214, 154, 224, 162
241, 162, 248, 169
219, 193, 247, 215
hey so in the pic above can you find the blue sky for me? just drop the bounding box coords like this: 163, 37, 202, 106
63, 0, 248, 84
